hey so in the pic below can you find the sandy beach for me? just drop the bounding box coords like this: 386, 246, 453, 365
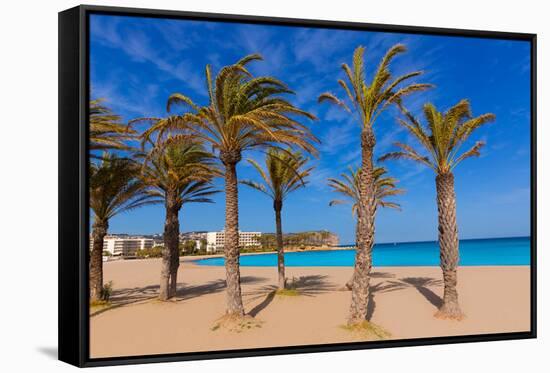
90, 258, 530, 358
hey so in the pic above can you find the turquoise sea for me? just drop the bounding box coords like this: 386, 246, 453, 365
194, 237, 531, 267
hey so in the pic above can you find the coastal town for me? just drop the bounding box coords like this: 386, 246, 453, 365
93, 230, 340, 258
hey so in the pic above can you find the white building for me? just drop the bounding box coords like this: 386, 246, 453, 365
91, 236, 154, 257
206, 230, 261, 252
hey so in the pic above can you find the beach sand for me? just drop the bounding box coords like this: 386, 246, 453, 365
90, 258, 530, 358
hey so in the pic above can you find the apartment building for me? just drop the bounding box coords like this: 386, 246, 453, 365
205, 230, 261, 252
90, 235, 154, 257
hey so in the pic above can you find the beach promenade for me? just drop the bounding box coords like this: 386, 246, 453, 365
90, 258, 530, 358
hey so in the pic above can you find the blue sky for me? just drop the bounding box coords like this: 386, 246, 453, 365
89, 14, 531, 244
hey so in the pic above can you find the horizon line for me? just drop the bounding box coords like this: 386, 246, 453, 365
98, 232, 530, 245
348, 235, 531, 246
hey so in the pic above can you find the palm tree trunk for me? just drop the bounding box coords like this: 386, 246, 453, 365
169, 193, 181, 299
222, 153, 245, 316
160, 189, 179, 301
274, 200, 285, 289
344, 223, 360, 290
90, 219, 108, 302
169, 254, 179, 298
434, 172, 463, 319
348, 129, 377, 325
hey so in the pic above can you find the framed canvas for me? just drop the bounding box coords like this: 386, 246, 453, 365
58, 4, 537, 367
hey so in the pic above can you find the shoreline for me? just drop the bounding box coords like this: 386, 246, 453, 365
107, 255, 532, 268
101, 245, 353, 263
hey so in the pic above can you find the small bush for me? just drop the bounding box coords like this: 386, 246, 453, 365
100, 281, 113, 302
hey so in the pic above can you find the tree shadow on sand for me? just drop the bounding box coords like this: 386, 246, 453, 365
176, 276, 268, 302
90, 284, 160, 317
363, 276, 443, 321
91, 276, 268, 317
245, 275, 338, 317
370, 271, 397, 279
364, 280, 407, 321
398, 277, 443, 308
341, 271, 396, 290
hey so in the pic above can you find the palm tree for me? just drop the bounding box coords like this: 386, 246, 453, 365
380, 99, 495, 319
90, 99, 135, 151
89, 153, 154, 302
318, 44, 432, 325
241, 148, 313, 289
328, 165, 404, 289
139, 138, 219, 301
142, 54, 318, 316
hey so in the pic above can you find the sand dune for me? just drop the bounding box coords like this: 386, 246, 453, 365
90, 258, 530, 358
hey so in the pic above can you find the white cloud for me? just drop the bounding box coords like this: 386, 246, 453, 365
91, 16, 206, 97
292, 28, 360, 73
92, 77, 163, 120
233, 25, 289, 77
318, 117, 358, 155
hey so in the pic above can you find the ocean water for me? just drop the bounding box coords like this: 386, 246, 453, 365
194, 237, 531, 267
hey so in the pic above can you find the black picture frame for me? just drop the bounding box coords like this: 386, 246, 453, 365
58, 4, 537, 368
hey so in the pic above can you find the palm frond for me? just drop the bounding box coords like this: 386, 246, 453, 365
166, 93, 200, 112
452, 141, 486, 168
318, 92, 351, 112
89, 98, 135, 151
139, 138, 220, 210
90, 153, 155, 222
327, 165, 405, 215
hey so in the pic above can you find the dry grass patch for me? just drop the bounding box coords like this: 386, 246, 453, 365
275, 288, 300, 297
340, 321, 391, 340
90, 300, 113, 316
90, 299, 110, 308
211, 314, 263, 333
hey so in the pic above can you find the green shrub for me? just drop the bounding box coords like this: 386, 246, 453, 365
136, 246, 164, 258
180, 240, 197, 255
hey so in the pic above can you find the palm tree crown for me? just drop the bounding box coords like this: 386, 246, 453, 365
240, 148, 313, 203
328, 166, 405, 214
318, 45, 432, 130
140, 54, 318, 161
89, 153, 154, 222
379, 100, 496, 173
90, 99, 135, 151
139, 140, 219, 208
